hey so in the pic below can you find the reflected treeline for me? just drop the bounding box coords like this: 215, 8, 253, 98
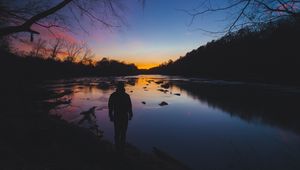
173, 81, 300, 134
45, 77, 138, 95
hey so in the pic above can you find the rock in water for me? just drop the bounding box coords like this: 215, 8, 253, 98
157, 89, 168, 93
155, 81, 163, 84
161, 83, 170, 89
159, 101, 168, 106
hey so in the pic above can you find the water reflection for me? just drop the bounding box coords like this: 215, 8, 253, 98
78, 106, 103, 137
173, 81, 300, 135
48, 75, 300, 170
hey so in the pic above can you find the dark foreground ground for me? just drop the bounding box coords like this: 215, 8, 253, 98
0, 81, 189, 170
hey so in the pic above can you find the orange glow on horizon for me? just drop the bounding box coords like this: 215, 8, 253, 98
93, 55, 163, 69
136, 63, 159, 69
11, 25, 183, 70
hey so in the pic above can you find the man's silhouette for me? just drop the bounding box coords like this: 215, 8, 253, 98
108, 82, 133, 152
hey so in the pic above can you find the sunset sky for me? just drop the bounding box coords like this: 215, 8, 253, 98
14, 0, 230, 69
80, 0, 228, 69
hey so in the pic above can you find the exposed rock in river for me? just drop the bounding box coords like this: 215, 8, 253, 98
159, 101, 168, 106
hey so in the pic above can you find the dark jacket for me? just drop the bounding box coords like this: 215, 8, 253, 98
108, 90, 133, 120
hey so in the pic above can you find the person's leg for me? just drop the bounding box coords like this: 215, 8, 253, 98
119, 119, 128, 151
114, 119, 121, 151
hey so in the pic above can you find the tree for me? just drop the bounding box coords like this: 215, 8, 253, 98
0, 0, 73, 37
65, 41, 84, 62
183, 0, 300, 32
96, 57, 110, 67
30, 38, 47, 57
0, 0, 145, 37
49, 38, 65, 59
80, 45, 95, 65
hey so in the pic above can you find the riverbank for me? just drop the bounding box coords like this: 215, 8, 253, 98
0, 82, 189, 170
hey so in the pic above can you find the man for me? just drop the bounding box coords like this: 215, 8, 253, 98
108, 82, 133, 152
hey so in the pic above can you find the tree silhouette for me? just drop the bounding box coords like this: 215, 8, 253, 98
80, 44, 95, 65
30, 38, 47, 58
49, 38, 65, 59
65, 41, 84, 62
149, 17, 300, 85
182, 0, 300, 32
0, 0, 144, 37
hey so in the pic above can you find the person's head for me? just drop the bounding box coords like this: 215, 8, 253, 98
116, 82, 125, 92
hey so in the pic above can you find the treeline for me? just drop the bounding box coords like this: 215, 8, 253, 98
148, 16, 300, 85
0, 45, 138, 82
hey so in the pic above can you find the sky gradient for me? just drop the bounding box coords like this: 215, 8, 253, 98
72, 0, 228, 69
13, 0, 229, 69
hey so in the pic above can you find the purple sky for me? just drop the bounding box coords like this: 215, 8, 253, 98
67, 0, 232, 68
11, 0, 231, 68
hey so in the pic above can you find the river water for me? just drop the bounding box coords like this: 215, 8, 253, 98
47, 75, 300, 170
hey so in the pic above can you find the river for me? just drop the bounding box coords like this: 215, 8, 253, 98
47, 75, 300, 170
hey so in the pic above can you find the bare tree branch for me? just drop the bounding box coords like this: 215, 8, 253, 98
227, 0, 251, 32
180, 0, 300, 33
177, 0, 247, 26
30, 38, 47, 57
49, 38, 65, 59
65, 41, 85, 62
71, 0, 119, 28
0, 0, 144, 38
0, 0, 72, 37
